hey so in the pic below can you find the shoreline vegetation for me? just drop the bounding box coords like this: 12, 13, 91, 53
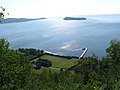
18, 48, 79, 60
1, 38, 120, 89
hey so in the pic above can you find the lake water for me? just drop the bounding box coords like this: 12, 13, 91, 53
0, 14, 120, 58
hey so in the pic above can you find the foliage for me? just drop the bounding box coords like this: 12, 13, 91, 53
0, 38, 9, 56
0, 6, 6, 22
0, 38, 32, 90
18, 48, 44, 60
1, 38, 120, 90
106, 39, 120, 63
0, 12, 4, 18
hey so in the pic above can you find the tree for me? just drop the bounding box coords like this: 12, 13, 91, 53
106, 40, 120, 63
0, 38, 9, 57
0, 6, 5, 22
41, 50, 44, 54
0, 6, 9, 22
0, 38, 32, 90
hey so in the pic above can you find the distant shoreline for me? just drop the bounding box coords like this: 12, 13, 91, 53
0, 18, 47, 24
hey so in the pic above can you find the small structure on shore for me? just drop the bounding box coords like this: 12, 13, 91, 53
31, 59, 52, 69
79, 48, 88, 59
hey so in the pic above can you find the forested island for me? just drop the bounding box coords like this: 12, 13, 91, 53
63, 17, 86, 20
1, 38, 120, 90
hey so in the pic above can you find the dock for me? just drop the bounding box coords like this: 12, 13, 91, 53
79, 48, 88, 59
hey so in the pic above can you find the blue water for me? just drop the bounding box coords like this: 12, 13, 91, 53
0, 14, 120, 58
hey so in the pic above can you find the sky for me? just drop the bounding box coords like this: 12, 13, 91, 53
0, 0, 120, 18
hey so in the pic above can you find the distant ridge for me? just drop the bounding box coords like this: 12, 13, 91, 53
63, 17, 86, 20
0, 18, 47, 24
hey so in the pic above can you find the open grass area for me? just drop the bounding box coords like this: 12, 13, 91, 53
32, 54, 78, 72
40, 55, 78, 69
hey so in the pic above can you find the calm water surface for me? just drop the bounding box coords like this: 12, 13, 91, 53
0, 14, 120, 58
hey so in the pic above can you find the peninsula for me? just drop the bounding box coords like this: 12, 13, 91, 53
0, 18, 47, 24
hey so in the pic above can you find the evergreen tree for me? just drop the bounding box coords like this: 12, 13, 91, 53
0, 38, 31, 90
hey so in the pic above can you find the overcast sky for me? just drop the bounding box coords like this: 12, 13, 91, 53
1, 0, 120, 18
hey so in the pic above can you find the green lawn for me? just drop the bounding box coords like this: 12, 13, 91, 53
32, 54, 78, 71
40, 55, 78, 69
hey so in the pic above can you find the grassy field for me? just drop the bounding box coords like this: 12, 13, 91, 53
41, 55, 78, 69
32, 54, 78, 73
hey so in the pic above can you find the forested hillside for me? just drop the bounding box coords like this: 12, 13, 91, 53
0, 38, 120, 90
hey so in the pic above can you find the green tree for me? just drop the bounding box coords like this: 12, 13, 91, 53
41, 50, 44, 54
0, 38, 32, 90
0, 6, 9, 22
0, 6, 5, 22
0, 38, 9, 56
106, 40, 120, 63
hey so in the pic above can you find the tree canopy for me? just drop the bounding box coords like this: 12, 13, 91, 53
0, 38, 32, 89
0, 38, 120, 90
0, 6, 9, 22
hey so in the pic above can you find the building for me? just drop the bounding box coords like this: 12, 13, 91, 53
31, 59, 52, 69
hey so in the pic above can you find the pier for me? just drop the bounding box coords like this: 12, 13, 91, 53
79, 48, 88, 59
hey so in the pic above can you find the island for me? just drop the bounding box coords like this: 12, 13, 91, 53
63, 17, 86, 20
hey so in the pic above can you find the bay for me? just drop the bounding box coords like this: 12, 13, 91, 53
0, 14, 120, 58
